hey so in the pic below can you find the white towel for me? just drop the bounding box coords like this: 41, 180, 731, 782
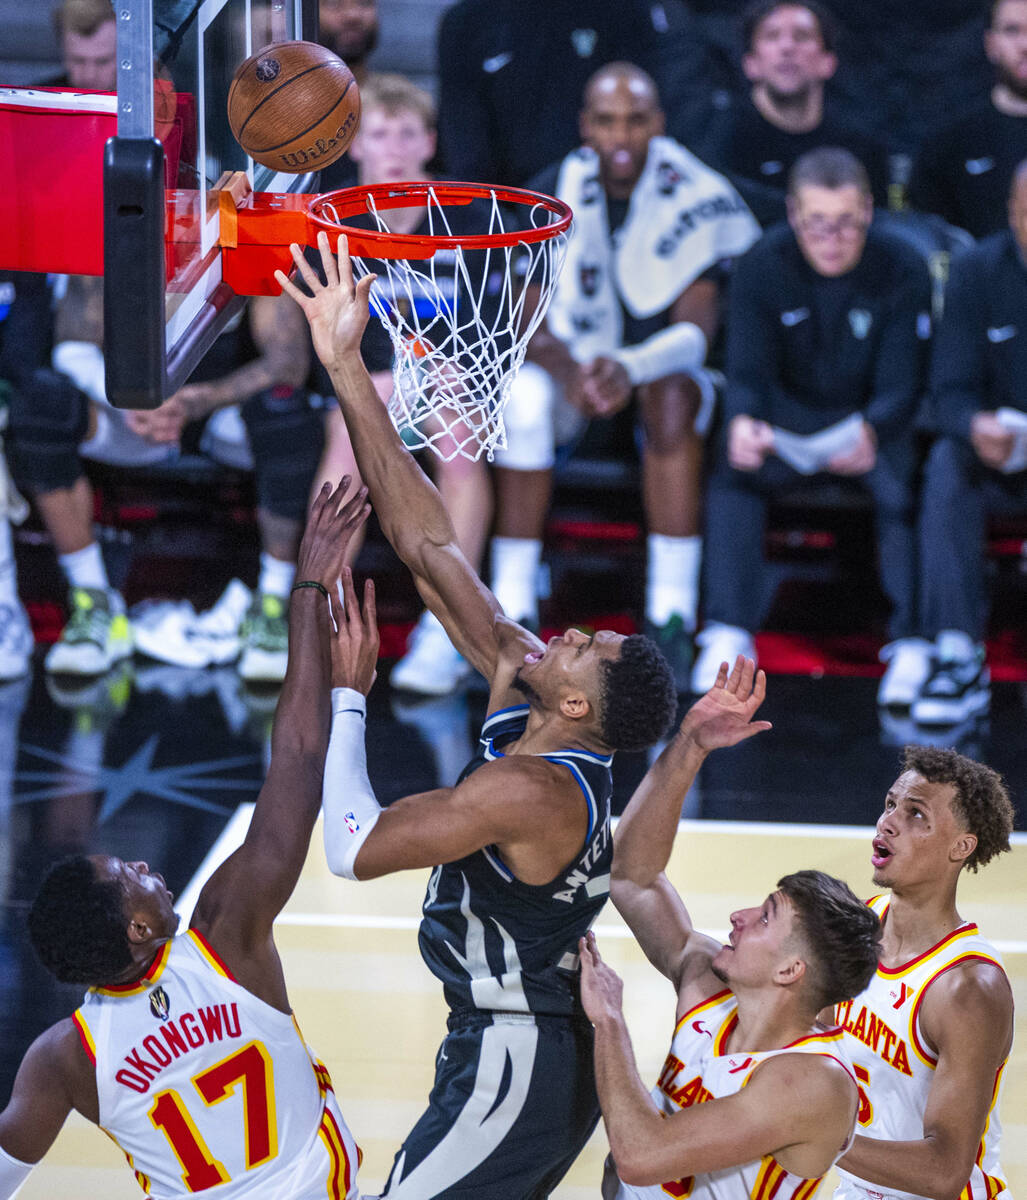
546, 138, 760, 364
772, 414, 866, 475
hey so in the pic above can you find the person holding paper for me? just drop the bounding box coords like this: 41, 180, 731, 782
913, 160, 1027, 726
691, 147, 933, 703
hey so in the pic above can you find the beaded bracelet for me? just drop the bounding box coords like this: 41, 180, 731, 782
291, 580, 330, 599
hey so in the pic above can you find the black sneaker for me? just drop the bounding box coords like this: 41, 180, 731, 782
912, 651, 990, 727
644, 615, 694, 694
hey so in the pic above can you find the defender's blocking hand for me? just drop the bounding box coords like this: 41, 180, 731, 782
296, 476, 371, 590
330, 566, 379, 696
677, 655, 772, 753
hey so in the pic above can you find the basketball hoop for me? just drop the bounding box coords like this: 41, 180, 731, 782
308, 182, 572, 462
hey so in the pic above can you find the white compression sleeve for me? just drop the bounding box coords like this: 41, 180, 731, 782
611, 322, 707, 386
0, 1143, 33, 1198
322, 687, 382, 880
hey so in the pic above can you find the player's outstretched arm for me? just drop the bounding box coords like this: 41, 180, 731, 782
611, 658, 771, 997
277, 234, 513, 683
838, 962, 1013, 1200
580, 932, 854, 1186
0, 1021, 92, 1194
191, 479, 371, 967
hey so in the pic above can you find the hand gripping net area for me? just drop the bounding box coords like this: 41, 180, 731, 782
311, 184, 571, 462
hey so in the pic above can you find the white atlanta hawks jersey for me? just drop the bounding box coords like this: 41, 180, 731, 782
72, 928, 360, 1199
613, 989, 857, 1200
834, 897, 1010, 1200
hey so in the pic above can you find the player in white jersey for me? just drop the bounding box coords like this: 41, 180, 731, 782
832, 745, 1015, 1200
0, 478, 376, 1199
578, 658, 883, 1198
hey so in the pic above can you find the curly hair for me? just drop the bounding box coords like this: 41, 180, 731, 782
597, 634, 678, 752
778, 870, 882, 1011
27, 856, 133, 985
901, 746, 1014, 872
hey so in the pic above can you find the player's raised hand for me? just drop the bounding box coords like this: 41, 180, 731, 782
295, 475, 371, 590
330, 566, 379, 696
275, 233, 376, 370
677, 655, 772, 753
579, 931, 624, 1028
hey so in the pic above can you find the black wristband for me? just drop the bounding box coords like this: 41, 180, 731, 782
291, 580, 330, 599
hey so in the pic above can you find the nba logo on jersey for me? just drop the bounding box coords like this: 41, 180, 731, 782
344, 812, 360, 834
148, 986, 171, 1022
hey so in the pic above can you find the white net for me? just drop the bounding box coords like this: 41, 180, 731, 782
315, 186, 570, 462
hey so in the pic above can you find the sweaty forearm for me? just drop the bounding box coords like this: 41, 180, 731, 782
841, 1133, 969, 1200
327, 354, 455, 563
593, 1015, 669, 1187
613, 734, 706, 886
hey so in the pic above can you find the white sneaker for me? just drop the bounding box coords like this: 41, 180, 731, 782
877, 638, 933, 708
691, 624, 756, 694
0, 599, 33, 680
391, 612, 471, 696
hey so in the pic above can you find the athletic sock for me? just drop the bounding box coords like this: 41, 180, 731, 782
258, 551, 296, 599
646, 534, 701, 629
935, 629, 977, 665
490, 536, 542, 623
0, 522, 18, 606
58, 542, 109, 592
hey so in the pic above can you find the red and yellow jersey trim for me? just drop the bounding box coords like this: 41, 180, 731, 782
674, 988, 733, 1036
750, 1153, 821, 1199
909, 952, 1007, 1068
318, 1103, 357, 1199
187, 928, 238, 981
72, 1010, 97, 1066
713, 1010, 739, 1056
91, 940, 173, 997
875, 922, 980, 979
102, 1126, 151, 1195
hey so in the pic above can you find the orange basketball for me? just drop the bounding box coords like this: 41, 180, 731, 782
227, 40, 360, 173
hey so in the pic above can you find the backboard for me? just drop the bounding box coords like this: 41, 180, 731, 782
102, 0, 319, 407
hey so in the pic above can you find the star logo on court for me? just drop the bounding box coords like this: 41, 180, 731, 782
14, 736, 261, 823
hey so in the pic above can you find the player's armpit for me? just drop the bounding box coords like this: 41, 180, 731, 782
620, 1052, 854, 1186
355, 756, 585, 883
839, 961, 1013, 1200
0, 1021, 87, 1169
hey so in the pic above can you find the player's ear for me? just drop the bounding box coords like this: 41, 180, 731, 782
126, 915, 153, 946
950, 831, 978, 868
560, 690, 591, 722
774, 955, 806, 989
817, 50, 838, 82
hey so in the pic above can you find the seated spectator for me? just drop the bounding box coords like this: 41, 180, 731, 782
436, 0, 693, 186
690, 0, 890, 227
910, 0, 1027, 239
311, 73, 494, 696
913, 161, 1027, 726
490, 62, 760, 689
692, 147, 933, 701
0, 273, 52, 680
50, 0, 116, 90
6, 277, 320, 684
316, 0, 379, 192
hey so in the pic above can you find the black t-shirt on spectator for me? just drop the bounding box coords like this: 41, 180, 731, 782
909, 105, 1027, 239
693, 97, 890, 227
928, 230, 1027, 440
723, 223, 931, 438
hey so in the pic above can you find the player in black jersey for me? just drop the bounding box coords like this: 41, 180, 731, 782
280, 236, 678, 1198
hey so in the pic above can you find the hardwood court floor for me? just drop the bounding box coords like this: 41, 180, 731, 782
18, 815, 1027, 1199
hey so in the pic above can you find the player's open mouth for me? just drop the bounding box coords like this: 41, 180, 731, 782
871, 839, 893, 868
523, 650, 543, 665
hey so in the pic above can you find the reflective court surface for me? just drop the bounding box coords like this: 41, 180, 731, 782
1, 659, 1025, 1196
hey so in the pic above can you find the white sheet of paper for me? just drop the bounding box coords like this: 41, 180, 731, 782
996, 407, 1027, 474
771, 413, 865, 475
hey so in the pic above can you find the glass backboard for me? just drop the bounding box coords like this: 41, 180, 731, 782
104, 0, 318, 407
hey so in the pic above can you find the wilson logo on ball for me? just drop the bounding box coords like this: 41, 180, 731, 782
254, 58, 281, 82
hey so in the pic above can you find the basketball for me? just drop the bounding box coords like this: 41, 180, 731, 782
227, 40, 360, 173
